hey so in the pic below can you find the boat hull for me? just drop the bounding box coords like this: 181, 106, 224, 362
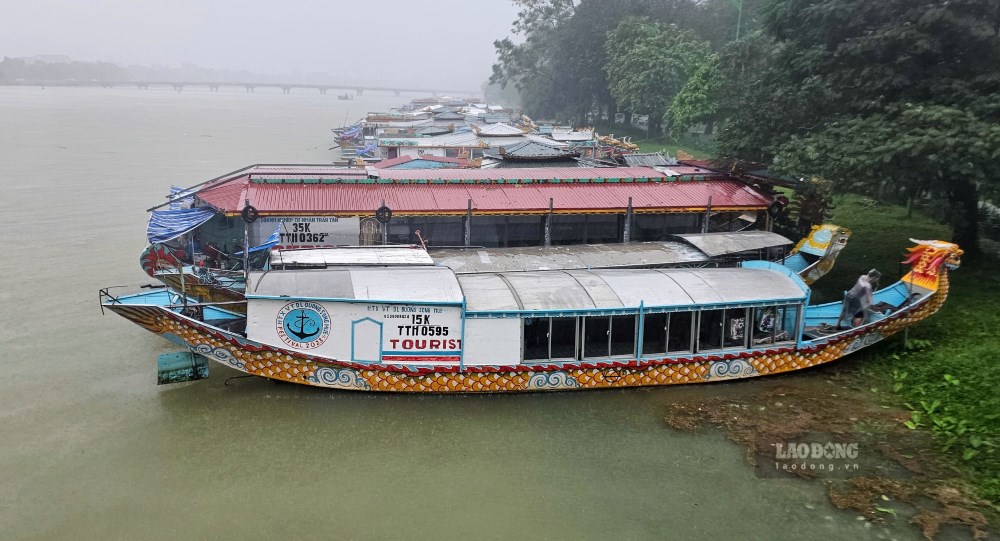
105, 275, 947, 393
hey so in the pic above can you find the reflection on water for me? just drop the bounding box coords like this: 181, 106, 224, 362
0, 87, 922, 540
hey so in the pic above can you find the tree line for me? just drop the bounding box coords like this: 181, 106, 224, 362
490, 0, 1000, 253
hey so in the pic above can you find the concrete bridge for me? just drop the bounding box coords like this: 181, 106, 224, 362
0, 80, 480, 97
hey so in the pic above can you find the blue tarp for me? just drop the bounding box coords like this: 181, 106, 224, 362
147, 207, 217, 243
167, 185, 195, 210
355, 142, 377, 156
234, 223, 282, 255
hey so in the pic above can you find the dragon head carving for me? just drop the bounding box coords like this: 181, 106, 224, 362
901, 239, 963, 291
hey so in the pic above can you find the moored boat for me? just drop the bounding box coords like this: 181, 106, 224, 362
101, 239, 961, 392
143, 227, 847, 308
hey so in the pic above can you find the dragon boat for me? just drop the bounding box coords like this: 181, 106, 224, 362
100, 239, 960, 392
141, 225, 851, 312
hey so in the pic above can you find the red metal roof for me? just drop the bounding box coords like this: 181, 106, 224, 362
196, 179, 770, 216
374, 166, 668, 182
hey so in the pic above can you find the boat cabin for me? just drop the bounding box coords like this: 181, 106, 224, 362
244, 262, 807, 368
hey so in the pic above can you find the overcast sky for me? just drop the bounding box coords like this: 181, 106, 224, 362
0, 0, 520, 89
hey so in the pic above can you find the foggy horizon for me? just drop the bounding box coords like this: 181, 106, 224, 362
0, 0, 520, 90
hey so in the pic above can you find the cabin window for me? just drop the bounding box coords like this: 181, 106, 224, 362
610, 315, 636, 357
470, 216, 543, 248
633, 215, 667, 242
723, 308, 749, 349
506, 216, 544, 247
471, 216, 504, 247
750, 307, 777, 345
750, 305, 800, 345
550, 317, 577, 359
697, 309, 725, 352
668, 213, 701, 234
642, 312, 668, 355
522, 317, 578, 361
667, 312, 694, 353
775, 305, 799, 344
586, 215, 621, 244
522, 318, 549, 361
582, 316, 610, 358
550, 214, 625, 245
421, 217, 464, 247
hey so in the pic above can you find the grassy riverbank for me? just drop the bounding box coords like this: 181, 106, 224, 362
811, 194, 1000, 503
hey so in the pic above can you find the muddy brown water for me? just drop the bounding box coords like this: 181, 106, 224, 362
0, 86, 968, 539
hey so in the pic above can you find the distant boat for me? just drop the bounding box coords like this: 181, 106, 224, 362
338, 93, 353, 100
101, 239, 961, 392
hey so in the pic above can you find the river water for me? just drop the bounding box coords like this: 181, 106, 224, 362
0, 87, 924, 539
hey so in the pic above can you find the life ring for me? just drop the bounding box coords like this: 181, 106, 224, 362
241, 205, 259, 223
767, 200, 785, 217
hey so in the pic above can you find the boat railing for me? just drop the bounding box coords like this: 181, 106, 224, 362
98, 286, 130, 314
99, 285, 247, 315
801, 282, 931, 342
98, 285, 167, 313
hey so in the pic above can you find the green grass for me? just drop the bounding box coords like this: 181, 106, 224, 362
817, 194, 1000, 503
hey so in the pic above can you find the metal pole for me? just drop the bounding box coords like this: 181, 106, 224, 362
242, 199, 251, 286
465, 199, 472, 247
624, 196, 633, 243
701, 196, 713, 233
381, 199, 388, 245
544, 198, 553, 247
179, 261, 187, 311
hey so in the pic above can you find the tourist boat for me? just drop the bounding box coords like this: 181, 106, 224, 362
100, 239, 960, 392
142, 225, 850, 310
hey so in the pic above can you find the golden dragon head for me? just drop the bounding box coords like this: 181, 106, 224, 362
793, 223, 852, 257
901, 239, 963, 291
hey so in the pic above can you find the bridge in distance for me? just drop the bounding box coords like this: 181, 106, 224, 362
0, 80, 480, 96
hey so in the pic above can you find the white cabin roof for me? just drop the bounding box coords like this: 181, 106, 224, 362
246, 264, 805, 311
270, 246, 433, 268
458, 267, 806, 312
428, 242, 707, 273
248, 266, 463, 303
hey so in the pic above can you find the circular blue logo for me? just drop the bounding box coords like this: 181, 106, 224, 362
276, 302, 331, 349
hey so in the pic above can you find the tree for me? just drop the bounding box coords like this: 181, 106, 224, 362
715, 0, 1000, 252
666, 54, 723, 136
774, 105, 1000, 245
605, 17, 712, 134
490, 0, 633, 123
489, 0, 752, 124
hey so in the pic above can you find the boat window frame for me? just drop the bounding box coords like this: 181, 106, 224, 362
696, 308, 726, 353
521, 316, 550, 362
774, 304, 800, 345
549, 316, 578, 360
609, 314, 637, 357
666, 311, 696, 354
641, 312, 669, 356
581, 315, 611, 359
521, 316, 580, 363
723, 307, 750, 350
